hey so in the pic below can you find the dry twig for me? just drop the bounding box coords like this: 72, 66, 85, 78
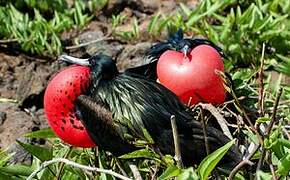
199, 107, 210, 155
170, 115, 183, 168
129, 163, 143, 180
256, 87, 283, 172
229, 144, 259, 179
258, 43, 266, 117
65, 37, 114, 50
265, 88, 283, 136
27, 158, 132, 180
0, 38, 18, 43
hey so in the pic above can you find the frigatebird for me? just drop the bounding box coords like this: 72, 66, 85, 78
59, 53, 242, 167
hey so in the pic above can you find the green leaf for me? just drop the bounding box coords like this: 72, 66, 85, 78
148, 13, 160, 34
119, 149, 160, 161
256, 170, 272, 180
141, 127, 154, 144
0, 172, 21, 180
180, 3, 191, 17
17, 141, 52, 162
276, 54, 290, 76
39, 168, 56, 180
157, 16, 172, 34
0, 165, 34, 177
158, 166, 181, 179
256, 117, 271, 123
0, 150, 12, 167
278, 139, 290, 149
24, 128, 56, 138
186, 0, 231, 27
178, 167, 199, 180
162, 155, 175, 166
197, 140, 235, 180
277, 153, 290, 176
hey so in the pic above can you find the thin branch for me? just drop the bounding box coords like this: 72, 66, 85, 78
256, 87, 283, 173
229, 159, 253, 180
0, 38, 18, 43
187, 97, 193, 106
256, 148, 266, 172
222, 96, 246, 106
0, 98, 18, 103
229, 144, 259, 180
170, 115, 183, 168
65, 37, 114, 50
269, 154, 277, 180
129, 163, 142, 180
115, 158, 129, 177
199, 107, 210, 155
216, 70, 263, 145
150, 165, 159, 180
258, 43, 266, 117
265, 88, 283, 136
27, 158, 132, 180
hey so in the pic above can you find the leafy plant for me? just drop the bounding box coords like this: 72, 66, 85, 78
113, 17, 140, 41
0, 0, 106, 56
112, 14, 127, 29
147, 0, 290, 73
1, 0, 290, 179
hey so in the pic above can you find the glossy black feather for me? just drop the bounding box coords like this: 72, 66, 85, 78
76, 54, 242, 167
75, 95, 136, 155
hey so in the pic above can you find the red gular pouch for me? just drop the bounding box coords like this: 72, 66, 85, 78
157, 44, 226, 106
44, 66, 95, 147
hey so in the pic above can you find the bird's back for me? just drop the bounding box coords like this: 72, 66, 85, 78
94, 73, 242, 167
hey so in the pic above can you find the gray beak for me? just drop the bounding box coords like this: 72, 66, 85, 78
181, 45, 190, 56
59, 55, 90, 66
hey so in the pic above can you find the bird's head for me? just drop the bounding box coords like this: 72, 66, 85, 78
174, 39, 194, 56
59, 54, 119, 96
43, 54, 119, 148
59, 54, 118, 83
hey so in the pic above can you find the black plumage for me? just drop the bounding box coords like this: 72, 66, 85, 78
60, 54, 242, 168
147, 29, 225, 59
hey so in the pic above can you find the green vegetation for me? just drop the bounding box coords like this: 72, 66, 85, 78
147, 0, 290, 72
0, 0, 290, 179
0, 0, 107, 55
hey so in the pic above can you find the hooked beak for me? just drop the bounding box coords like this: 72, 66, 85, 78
59, 55, 90, 66
181, 45, 190, 56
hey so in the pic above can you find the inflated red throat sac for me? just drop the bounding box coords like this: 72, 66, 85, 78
157, 44, 226, 106
44, 66, 95, 148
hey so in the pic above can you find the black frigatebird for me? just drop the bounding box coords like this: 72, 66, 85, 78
59, 53, 242, 167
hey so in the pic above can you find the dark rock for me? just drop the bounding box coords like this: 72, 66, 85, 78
0, 112, 6, 125
127, 0, 158, 14
0, 103, 33, 148
103, 0, 158, 17
103, 0, 127, 16
16, 60, 61, 109
117, 42, 152, 71
7, 137, 32, 165
35, 109, 49, 129
79, 30, 123, 58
